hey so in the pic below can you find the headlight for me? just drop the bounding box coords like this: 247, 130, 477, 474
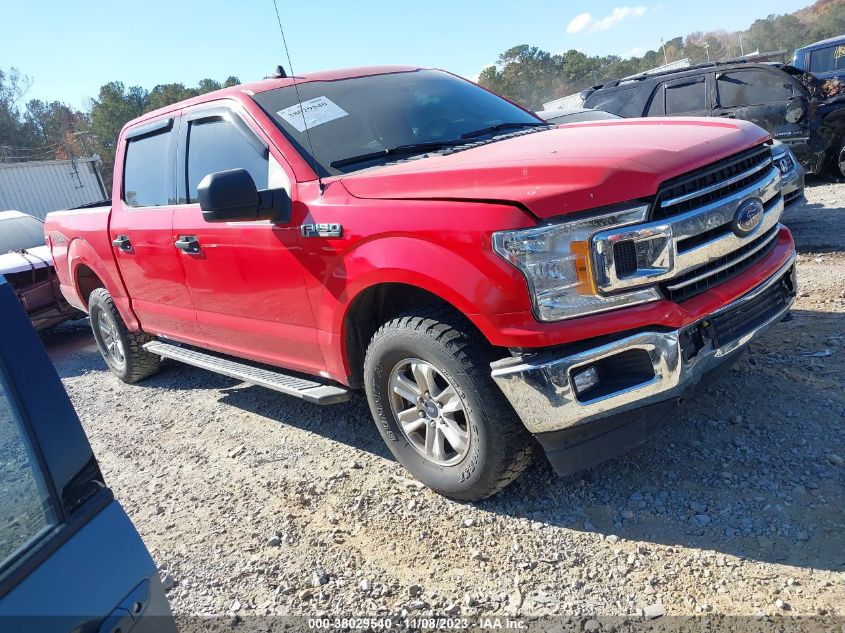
771, 144, 797, 175
493, 205, 662, 321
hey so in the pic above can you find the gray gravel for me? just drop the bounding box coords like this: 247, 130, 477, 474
42, 180, 845, 624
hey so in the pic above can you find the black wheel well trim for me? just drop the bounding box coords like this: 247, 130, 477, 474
74, 263, 106, 308
342, 282, 492, 389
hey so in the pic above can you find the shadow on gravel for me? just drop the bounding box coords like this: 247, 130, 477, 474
43, 308, 843, 571
134, 311, 843, 574
217, 386, 393, 460
479, 307, 844, 572
781, 178, 845, 254
38, 318, 98, 378
39, 192, 843, 573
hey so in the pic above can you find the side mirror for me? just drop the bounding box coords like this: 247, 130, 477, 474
784, 96, 805, 124
197, 168, 291, 224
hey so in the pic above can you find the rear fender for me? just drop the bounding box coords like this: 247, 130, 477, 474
67, 238, 139, 330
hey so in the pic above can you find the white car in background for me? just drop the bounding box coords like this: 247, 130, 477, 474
0, 210, 81, 330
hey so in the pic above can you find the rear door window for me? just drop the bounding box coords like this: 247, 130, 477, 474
123, 129, 174, 207
185, 117, 269, 203
665, 77, 707, 114
0, 372, 58, 576
717, 70, 795, 108
809, 45, 845, 73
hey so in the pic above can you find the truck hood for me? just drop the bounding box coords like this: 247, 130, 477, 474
0, 245, 53, 275
339, 118, 770, 219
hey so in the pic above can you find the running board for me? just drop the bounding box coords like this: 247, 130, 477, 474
142, 341, 351, 405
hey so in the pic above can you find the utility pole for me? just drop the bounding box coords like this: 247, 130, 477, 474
661, 38, 668, 65
739, 33, 745, 57
703, 41, 711, 62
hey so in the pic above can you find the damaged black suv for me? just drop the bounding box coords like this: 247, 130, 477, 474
583, 61, 845, 179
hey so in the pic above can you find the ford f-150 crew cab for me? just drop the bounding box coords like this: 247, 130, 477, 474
45, 67, 798, 500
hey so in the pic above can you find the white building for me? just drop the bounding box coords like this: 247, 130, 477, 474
542, 93, 586, 111
0, 156, 108, 220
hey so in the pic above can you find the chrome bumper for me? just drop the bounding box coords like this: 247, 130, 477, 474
491, 254, 796, 435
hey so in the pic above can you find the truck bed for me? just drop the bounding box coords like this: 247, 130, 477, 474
44, 204, 120, 313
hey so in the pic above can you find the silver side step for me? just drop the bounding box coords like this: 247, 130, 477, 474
142, 341, 351, 405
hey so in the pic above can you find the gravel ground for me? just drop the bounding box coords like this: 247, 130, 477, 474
43, 180, 845, 628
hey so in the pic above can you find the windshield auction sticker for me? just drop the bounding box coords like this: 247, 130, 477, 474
277, 96, 349, 132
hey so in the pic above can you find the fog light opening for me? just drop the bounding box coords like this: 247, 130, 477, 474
572, 365, 600, 396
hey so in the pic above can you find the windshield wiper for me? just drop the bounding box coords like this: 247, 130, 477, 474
330, 141, 469, 169
459, 122, 550, 140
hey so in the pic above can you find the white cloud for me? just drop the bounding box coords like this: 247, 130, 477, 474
566, 6, 648, 35
621, 46, 646, 58
566, 13, 594, 34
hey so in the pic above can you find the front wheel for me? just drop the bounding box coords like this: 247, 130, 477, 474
89, 288, 161, 383
364, 309, 533, 500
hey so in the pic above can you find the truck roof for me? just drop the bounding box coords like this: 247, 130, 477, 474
597, 60, 792, 90
795, 34, 845, 52
133, 65, 423, 126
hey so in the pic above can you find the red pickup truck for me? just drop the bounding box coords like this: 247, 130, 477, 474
45, 67, 797, 500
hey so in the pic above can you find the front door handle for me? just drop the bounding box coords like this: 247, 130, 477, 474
174, 235, 201, 254
112, 235, 133, 252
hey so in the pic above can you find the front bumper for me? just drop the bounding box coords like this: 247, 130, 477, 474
491, 254, 796, 449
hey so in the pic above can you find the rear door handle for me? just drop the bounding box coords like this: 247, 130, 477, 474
112, 235, 133, 252
175, 235, 201, 254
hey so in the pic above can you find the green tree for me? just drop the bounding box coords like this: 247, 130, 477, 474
89, 82, 148, 184
0, 68, 40, 161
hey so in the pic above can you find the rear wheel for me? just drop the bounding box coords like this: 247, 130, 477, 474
364, 309, 533, 500
835, 136, 845, 180
826, 132, 845, 180
88, 288, 161, 383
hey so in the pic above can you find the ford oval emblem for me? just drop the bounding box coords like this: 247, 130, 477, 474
732, 198, 765, 237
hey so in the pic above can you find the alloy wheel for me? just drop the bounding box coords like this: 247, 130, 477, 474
97, 311, 126, 367
388, 358, 471, 466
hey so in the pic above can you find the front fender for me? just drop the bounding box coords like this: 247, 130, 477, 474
325, 235, 531, 333
315, 234, 533, 381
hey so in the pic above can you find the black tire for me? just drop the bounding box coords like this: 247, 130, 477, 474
830, 134, 845, 180
88, 287, 161, 383
364, 308, 533, 500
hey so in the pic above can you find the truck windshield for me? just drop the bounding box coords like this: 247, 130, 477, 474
252, 69, 544, 176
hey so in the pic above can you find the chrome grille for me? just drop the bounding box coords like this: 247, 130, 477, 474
591, 143, 784, 303
661, 225, 779, 302
654, 145, 773, 219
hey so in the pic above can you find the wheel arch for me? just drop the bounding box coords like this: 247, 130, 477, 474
817, 109, 845, 174
316, 234, 530, 385
341, 281, 497, 388
67, 237, 140, 330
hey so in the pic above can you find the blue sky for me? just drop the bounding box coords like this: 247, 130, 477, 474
3, 0, 812, 108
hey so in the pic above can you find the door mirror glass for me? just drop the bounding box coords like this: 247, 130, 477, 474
197, 168, 291, 224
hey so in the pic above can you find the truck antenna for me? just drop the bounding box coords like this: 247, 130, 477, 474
271, 0, 324, 194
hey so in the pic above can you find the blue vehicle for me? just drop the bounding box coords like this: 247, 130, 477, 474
0, 276, 175, 632
793, 35, 845, 82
